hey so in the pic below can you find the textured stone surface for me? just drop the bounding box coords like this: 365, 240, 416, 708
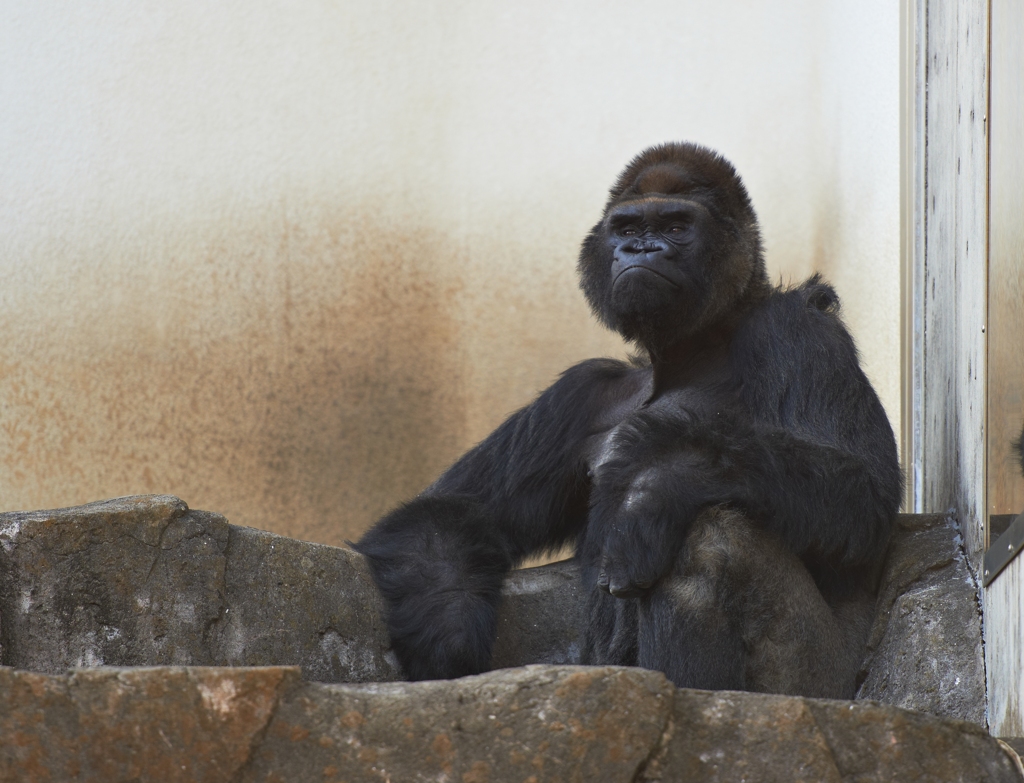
0, 498, 991, 728
0, 664, 1018, 783
253, 665, 672, 782
0, 495, 227, 670
0, 665, 298, 782
858, 513, 986, 725
0, 496, 399, 682
0, 498, 1011, 780
208, 525, 399, 682
491, 558, 584, 670
643, 688, 1019, 783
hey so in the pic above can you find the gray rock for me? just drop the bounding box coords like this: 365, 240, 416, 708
863, 513, 957, 657
209, 525, 400, 682
0, 496, 992, 729
0, 495, 399, 682
644, 687, 1019, 783
858, 513, 986, 725
0, 495, 227, 670
491, 558, 584, 669
253, 665, 674, 782
0, 664, 1018, 783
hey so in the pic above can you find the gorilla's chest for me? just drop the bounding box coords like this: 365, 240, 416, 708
582, 365, 739, 481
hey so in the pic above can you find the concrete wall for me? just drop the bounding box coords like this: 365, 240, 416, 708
0, 1, 900, 546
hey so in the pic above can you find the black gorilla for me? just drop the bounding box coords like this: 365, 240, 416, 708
355, 143, 901, 697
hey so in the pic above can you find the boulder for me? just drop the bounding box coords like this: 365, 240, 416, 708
0, 495, 399, 682
858, 513, 987, 725
645, 686, 1019, 782
0, 665, 295, 782
0, 496, 992, 726
0, 495, 227, 671
209, 524, 399, 682
0, 664, 1018, 783
491, 558, 584, 669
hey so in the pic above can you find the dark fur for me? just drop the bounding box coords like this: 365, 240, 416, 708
1015, 422, 1024, 477
356, 142, 901, 695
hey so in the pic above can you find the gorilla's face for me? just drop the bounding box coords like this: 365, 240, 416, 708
578, 143, 767, 353
603, 196, 717, 341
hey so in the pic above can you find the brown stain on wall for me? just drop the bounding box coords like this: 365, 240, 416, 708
0, 203, 473, 545
0, 196, 620, 547
0, 0, 903, 552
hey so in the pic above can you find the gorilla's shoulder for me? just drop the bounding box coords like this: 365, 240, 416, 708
542, 357, 641, 400
763, 273, 841, 317
735, 273, 858, 374
562, 357, 639, 376
746, 274, 847, 334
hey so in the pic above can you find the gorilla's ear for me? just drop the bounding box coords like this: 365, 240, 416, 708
804, 278, 840, 314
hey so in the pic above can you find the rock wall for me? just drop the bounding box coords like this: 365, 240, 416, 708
0, 496, 987, 722
0, 495, 399, 682
858, 513, 987, 724
2, 664, 1019, 783
0, 495, 1008, 781
0, 494, 583, 682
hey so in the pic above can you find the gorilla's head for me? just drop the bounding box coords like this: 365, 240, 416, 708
578, 143, 768, 354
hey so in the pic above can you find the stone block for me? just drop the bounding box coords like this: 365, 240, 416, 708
491, 558, 584, 669
0, 496, 399, 682
0, 495, 227, 670
0, 664, 1018, 783
644, 687, 1019, 783
858, 513, 986, 724
209, 525, 399, 682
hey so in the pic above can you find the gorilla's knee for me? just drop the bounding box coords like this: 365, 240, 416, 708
643, 507, 869, 698
663, 507, 750, 613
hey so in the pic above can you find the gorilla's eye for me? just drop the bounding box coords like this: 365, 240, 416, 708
620, 227, 639, 237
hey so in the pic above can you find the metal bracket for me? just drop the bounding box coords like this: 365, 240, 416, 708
984, 510, 1024, 586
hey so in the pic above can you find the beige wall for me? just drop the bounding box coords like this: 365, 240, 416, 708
0, 1, 899, 546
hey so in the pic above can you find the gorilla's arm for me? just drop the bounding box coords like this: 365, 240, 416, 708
592, 282, 902, 597
355, 358, 638, 680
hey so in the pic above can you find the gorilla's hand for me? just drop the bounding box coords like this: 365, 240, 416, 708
590, 463, 700, 598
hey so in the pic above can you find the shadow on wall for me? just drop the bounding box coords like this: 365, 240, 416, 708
0, 204, 473, 547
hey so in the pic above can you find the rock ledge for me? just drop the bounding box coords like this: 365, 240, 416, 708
1, 664, 1019, 783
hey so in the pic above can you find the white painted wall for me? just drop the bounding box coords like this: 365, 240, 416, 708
0, 1, 900, 545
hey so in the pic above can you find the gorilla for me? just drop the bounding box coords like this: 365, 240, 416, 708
355, 143, 901, 698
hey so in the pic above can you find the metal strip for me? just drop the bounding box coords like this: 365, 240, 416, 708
900, 0, 927, 514
983, 510, 1024, 586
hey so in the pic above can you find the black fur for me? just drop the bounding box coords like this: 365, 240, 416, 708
355, 142, 901, 695
1015, 421, 1024, 477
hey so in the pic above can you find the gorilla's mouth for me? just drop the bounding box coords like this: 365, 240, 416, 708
612, 265, 681, 288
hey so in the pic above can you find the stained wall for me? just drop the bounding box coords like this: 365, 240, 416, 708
0, 1, 899, 545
